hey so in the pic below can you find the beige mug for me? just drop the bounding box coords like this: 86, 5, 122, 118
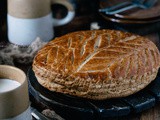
7, 0, 75, 46
0, 65, 31, 120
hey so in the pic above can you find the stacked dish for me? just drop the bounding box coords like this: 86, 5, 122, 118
99, 0, 160, 24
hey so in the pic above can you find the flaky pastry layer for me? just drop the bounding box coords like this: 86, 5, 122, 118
33, 29, 160, 100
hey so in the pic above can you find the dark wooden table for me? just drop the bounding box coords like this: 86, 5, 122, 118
1, 2, 160, 119
8, 16, 160, 120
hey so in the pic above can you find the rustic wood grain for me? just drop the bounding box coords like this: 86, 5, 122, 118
140, 103, 160, 120
1, 1, 160, 118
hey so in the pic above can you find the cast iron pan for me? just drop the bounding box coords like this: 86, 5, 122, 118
28, 68, 160, 120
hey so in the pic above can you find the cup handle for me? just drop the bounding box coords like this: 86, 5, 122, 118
51, 0, 75, 26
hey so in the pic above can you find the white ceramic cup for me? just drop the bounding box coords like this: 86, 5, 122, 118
0, 65, 31, 120
7, 0, 75, 46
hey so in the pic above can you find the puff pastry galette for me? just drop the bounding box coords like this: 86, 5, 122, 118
33, 30, 160, 100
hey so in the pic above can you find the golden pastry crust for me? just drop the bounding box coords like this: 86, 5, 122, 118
33, 29, 160, 100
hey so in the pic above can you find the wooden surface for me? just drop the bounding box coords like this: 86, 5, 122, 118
1, 17, 160, 120
1, 0, 160, 119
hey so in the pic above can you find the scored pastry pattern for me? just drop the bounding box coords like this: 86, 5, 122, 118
33, 30, 160, 100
